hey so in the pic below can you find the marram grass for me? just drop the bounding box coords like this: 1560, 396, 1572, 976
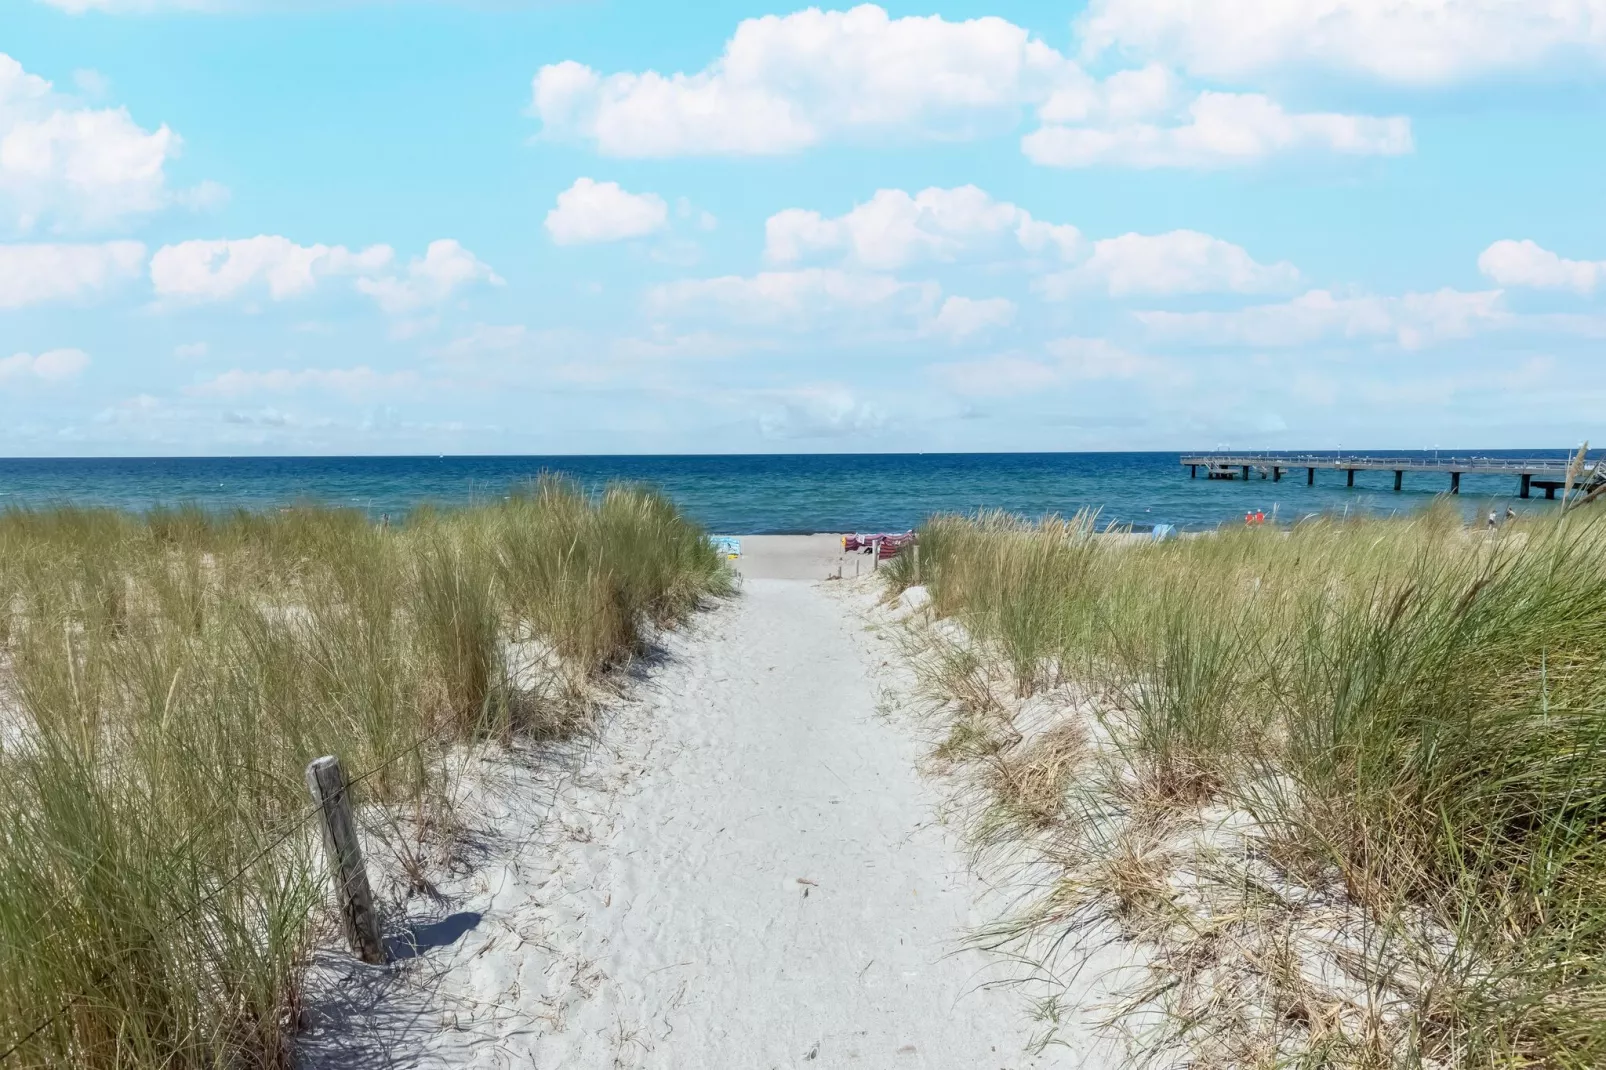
0, 478, 727, 1069
891, 503, 1606, 1067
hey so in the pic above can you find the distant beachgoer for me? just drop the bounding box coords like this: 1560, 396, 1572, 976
1506, 506, 1517, 522
1487, 509, 1497, 529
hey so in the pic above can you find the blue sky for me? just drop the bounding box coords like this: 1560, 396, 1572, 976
2, 0, 1604, 455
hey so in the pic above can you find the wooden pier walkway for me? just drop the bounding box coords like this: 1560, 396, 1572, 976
1180, 453, 1602, 499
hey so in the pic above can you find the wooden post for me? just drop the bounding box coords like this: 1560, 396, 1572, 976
1241, 465, 1250, 481
1346, 469, 1355, 488
872, 543, 879, 570
1394, 470, 1403, 492
912, 542, 921, 585
1190, 464, 1197, 479
305, 756, 384, 964
1273, 466, 1282, 482
1450, 471, 1461, 495
1307, 467, 1314, 485
1521, 473, 1531, 499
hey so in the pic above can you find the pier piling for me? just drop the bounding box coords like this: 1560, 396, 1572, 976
1182, 453, 1602, 504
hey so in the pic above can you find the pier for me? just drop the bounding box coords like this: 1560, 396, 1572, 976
1180, 453, 1602, 499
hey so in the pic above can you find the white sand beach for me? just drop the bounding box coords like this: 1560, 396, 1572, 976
303, 536, 1113, 1069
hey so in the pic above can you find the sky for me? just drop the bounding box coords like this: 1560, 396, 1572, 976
2, 0, 1604, 456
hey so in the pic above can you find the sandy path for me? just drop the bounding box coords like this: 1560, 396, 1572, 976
553, 576, 1048, 1068
306, 564, 1081, 1068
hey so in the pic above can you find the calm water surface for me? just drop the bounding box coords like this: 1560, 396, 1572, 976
0, 452, 1573, 534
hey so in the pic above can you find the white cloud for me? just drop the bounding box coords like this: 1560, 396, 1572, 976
150, 235, 497, 313
763, 186, 1294, 303
765, 185, 1080, 269
1479, 239, 1604, 294
0, 241, 144, 307
1137, 288, 1507, 349
0, 348, 90, 384
756, 384, 886, 438
929, 296, 1016, 341
151, 235, 393, 301
530, 8, 1412, 170
353, 239, 502, 313
647, 267, 940, 328
532, 5, 1076, 156
1024, 91, 1411, 168
186, 365, 420, 399
1040, 230, 1299, 297
1078, 0, 1606, 85
173, 341, 208, 359
0, 53, 191, 230
545, 177, 669, 245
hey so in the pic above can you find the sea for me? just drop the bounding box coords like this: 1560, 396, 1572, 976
0, 452, 1577, 535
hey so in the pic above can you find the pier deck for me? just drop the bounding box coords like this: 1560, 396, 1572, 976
1180, 453, 1601, 499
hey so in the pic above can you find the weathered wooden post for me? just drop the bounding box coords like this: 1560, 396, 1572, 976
912, 542, 921, 586
1394, 470, 1403, 492
305, 755, 385, 964
1450, 471, 1461, 495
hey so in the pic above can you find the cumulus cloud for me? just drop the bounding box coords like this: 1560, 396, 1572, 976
0, 241, 145, 307
532, 5, 1066, 156
1040, 230, 1299, 297
151, 236, 393, 301
928, 296, 1016, 341
1024, 91, 1411, 168
545, 177, 669, 245
1078, 0, 1606, 85
186, 365, 420, 399
1137, 288, 1508, 349
353, 239, 502, 313
765, 185, 1080, 269
0, 347, 90, 383
1479, 239, 1604, 294
530, 6, 1412, 170
765, 185, 1293, 300
0, 53, 195, 230
647, 267, 940, 328
150, 235, 498, 312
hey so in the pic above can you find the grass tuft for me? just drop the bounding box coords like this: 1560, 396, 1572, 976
0, 483, 726, 1069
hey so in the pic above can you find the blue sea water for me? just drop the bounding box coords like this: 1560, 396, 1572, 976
0, 452, 1576, 535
